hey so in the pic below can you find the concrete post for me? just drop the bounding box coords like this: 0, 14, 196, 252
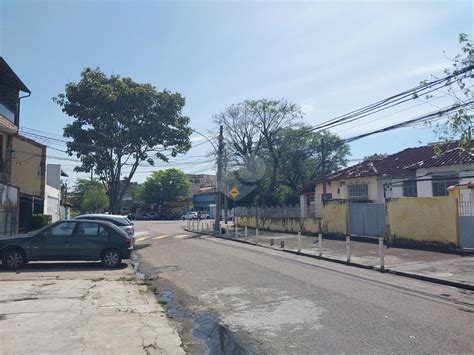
280, 240, 285, 248
256, 228, 259, 244
270, 238, 274, 246
297, 232, 301, 252
379, 237, 385, 272
206, 221, 209, 234
244, 226, 248, 239
319, 233, 323, 257
235, 225, 238, 238
346, 236, 351, 263
192, 220, 194, 231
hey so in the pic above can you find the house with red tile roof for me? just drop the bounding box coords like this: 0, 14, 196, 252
310, 140, 474, 211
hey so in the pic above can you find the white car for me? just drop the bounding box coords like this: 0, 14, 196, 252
181, 212, 198, 220
75, 214, 135, 238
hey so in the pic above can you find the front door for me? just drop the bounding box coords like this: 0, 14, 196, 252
31, 221, 77, 259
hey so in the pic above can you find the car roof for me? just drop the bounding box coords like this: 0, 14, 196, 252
76, 214, 130, 223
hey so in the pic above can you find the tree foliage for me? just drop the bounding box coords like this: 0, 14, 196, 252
70, 179, 108, 212
54, 68, 192, 213
139, 168, 191, 205
82, 187, 109, 213
276, 128, 350, 204
422, 33, 473, 149
215, 100, 350, 205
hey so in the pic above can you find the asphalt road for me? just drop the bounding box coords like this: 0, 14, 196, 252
133, 221, 474, 354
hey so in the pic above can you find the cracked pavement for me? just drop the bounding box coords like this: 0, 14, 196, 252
0, 261, 184, 355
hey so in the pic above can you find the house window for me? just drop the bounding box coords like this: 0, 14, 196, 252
348, 184, 369, 201
402, 180, 417, 197
432, 175, 459, 196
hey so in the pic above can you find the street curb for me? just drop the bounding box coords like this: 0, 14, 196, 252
187, 229, 474, 291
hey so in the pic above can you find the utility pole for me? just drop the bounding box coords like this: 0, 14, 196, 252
224, 148, 228, 224
321, 137, 327, 207
215, 125, 224, 233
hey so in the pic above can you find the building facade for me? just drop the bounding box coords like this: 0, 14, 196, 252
0, 57, 47, 233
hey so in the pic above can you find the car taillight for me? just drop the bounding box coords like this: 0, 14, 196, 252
125, 237, 134, 246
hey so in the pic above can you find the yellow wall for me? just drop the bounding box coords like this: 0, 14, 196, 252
11, 136, 45, 197
321, 200, 348, 234
235, 202, 348, 235
386, 192, 458, 245
315, 176, 380, 202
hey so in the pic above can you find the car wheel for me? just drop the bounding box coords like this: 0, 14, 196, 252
2, 248, 26, 270
101, 249, 122, 268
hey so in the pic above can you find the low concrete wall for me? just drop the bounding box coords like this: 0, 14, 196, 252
386, 193, 458, 246
235, 216, 321, 234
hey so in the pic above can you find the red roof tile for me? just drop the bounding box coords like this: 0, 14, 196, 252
326, 140, 474, 180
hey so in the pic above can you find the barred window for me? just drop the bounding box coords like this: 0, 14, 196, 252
348, 184, 368, 201
403, 180, 417, 197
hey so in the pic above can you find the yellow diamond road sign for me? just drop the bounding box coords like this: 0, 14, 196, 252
229, 186, 240, 199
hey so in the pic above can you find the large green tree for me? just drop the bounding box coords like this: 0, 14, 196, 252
54, 68, 192, 213
139, 168, 191, 205
214, 99, 350, 205
214, 99, 303, 205
276, 128, 350, 204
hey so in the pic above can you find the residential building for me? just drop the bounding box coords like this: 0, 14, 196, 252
308, 140, 474, 211
187, 174, 217, 211
0, 57, 47, 233
44, 164, 69, 222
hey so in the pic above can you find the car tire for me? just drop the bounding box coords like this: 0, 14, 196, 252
2, 248, 26, 270
101, 249, 122, 268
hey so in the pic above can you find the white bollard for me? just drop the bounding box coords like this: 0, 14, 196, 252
256, 228, 259, 244
297, 232, 301, 252
346, 236, 351, 263
192, 220, 194, 231
319, 234, 323, 257
201, 222, 204, 232
206, 221, 209, 233
235, 225, 238, 238
245, 226, 248, 239
379, 238, 385, 271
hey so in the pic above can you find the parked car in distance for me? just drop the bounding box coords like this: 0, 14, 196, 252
75, 214, 135, 238
0, 220, 134, 270
181, 212, 198, 220
198, 212, 209, 219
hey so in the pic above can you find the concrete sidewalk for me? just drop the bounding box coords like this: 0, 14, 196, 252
0, 261, 184, 355
209, 224, 474, 289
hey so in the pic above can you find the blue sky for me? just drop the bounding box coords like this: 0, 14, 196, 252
0, 0, 472, 185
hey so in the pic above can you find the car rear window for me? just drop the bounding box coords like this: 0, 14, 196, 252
77, 216, 129, 226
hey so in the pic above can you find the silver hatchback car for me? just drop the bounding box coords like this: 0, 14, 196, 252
75, 214, 135, 238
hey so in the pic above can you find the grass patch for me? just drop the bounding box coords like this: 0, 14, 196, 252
90, 277, 105, 282
117, 276, 135, 282
141, 278, 158, 294
157, 299, 168, 306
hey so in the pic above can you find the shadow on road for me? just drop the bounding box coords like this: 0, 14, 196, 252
0, 261, 128, 273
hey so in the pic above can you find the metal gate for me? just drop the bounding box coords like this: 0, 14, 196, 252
458, 190, 474, 249
349, 203, 385, 237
